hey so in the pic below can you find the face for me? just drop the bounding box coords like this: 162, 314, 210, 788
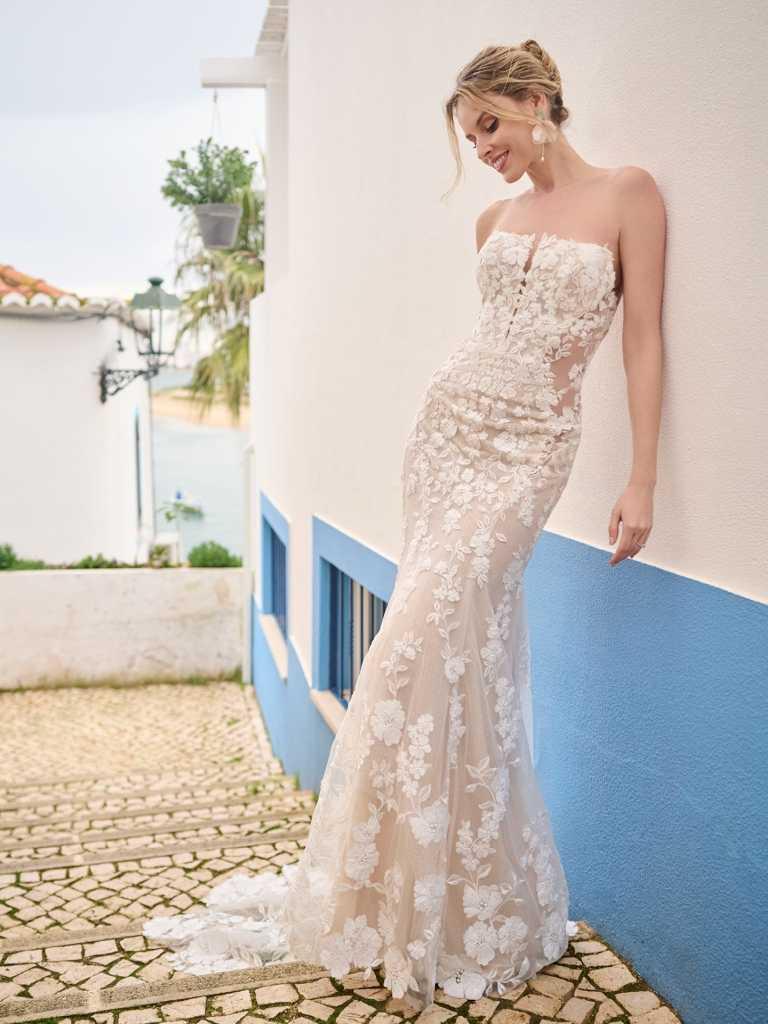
455, 91, 545, 183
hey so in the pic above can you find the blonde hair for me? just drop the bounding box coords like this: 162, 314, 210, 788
442, 39, 570, 200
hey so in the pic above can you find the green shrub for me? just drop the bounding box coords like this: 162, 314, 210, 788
188, 541, 242, 567
149, 544, 173, 568
0, 543, 17, 570
0, 545, 143, 570
69, 553, 134, 569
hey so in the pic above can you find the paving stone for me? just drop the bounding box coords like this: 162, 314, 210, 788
587, 963, 637, 991
6, 949, 43, 963
555, 996, 595, 1022
300, 998, 338, 1019
162, 995, 209, 1017
542, 964, 581, 982
528, 973, 573, 999
297, 979, 338, 998
60, 963, 106, 983
337, 999, 379, 1022
582, 951, 621, 968
210, 989, 255, 1013
572, 984, 605, 1003
353, 987, 394, 1003
254, 982, 301, 1005
627, 1009, 682, 1024
486, 1012, 531, 1024
466, 996, 497, 1019
616, 990, 661, 1013
594, 999, 625, 1023
30, 975, 67, 997
512, 992, 562, 1016
84, 940, 121, 955
571, 941, 606, 955
413, 1006, 455, 1024
117, 1009, 162, 1024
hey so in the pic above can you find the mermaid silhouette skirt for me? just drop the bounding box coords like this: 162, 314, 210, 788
144, 229, 620, 1007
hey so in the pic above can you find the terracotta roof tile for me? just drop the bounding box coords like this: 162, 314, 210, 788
0, 263, 151, 337
0, 264, 82, 302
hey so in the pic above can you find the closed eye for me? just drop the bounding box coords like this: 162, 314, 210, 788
471, 117, 498, 149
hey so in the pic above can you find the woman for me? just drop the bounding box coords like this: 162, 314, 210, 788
145, 39, 665, 1008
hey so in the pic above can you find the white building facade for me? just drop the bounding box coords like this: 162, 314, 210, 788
0, 275, 155, 565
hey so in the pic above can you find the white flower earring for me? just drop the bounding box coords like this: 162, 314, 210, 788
531, 107, 556, 161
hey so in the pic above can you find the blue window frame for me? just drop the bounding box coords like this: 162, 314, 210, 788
264, 521, 287, 638
328, 564, 387, 706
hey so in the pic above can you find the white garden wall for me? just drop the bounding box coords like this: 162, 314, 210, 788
0, 568, 243, 689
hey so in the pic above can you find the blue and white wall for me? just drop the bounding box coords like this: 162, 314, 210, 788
239, 3, 767, 1023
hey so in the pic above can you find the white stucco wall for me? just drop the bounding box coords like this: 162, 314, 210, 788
0, 568, 242, 689
249, 1, 767, 681
0, 313, 154, 564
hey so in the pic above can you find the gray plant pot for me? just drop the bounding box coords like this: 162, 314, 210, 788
194, 203, 243, 249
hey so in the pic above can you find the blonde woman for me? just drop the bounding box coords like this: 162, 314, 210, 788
146, 40, 665, 1009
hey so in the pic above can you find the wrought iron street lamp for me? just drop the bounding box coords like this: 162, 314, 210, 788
98, 276, 181, 402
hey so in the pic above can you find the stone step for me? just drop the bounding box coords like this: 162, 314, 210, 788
0, 787, 316, 838
0, 759, 288, 806
0, 836, 307, 945
0, 944, 347, 1024
0, 807, 315, 869
0, 772, 303, 826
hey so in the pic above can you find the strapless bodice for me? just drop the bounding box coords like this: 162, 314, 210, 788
419, 230, 621, 446
474, 229, 619, 340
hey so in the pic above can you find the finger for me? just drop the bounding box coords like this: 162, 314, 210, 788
634, 528, 651, 550
608, 507, 621, 544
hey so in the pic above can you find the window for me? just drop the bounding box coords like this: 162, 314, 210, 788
328, 564, 387, 706
265, 521, 287, 639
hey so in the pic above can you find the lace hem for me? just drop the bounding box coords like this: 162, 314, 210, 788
143, 867, 579, 1003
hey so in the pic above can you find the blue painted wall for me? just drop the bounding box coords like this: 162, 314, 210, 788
251, 511, 767, 1024
526, 531, 768, 1024
251, 606, 335, 796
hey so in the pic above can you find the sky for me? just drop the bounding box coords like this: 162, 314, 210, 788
2, 1, 268, 300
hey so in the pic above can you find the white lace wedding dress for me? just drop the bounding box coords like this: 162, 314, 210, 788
144, 228, 620, 1007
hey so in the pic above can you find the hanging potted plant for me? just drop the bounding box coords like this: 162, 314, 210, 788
162, 137, 258, 249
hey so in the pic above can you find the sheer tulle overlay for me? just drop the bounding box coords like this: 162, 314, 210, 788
144, 229, 620, 1007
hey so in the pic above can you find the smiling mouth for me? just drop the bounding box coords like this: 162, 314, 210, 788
491, 151, 508, 172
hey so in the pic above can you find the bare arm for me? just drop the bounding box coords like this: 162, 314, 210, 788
608, 166, 666, 565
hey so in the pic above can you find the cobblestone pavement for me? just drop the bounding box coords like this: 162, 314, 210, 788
0, 680, 683, 1023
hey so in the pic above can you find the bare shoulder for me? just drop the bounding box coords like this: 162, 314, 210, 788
614, 165, 666, 211
475, 198, 507, 252
613, 165, 667, 260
